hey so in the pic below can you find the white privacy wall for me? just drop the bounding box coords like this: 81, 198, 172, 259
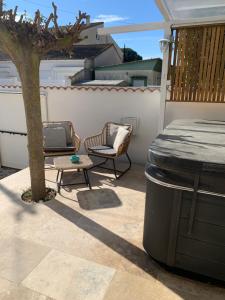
165, 102, 225, 125
0, 92, 47, 169
46, 88, 160, 164
1, 86, 225, 170
0, 87, 160, 168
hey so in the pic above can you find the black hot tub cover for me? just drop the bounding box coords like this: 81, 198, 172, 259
148, 119, 225, 195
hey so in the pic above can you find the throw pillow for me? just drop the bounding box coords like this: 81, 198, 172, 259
113, 127, 129, 152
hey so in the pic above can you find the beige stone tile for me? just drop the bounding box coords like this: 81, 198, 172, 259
0, 237, 50, 283
103, 271, 188, 300
116, 246, 160, 280
157, 270, 225, 300
23, 249, 116, 300
76, 211, 144, 242
0, 276, 52, 300
99, 194, 145, 220
0, 201, 60, 240
1, 165, 224, 300
22, 213, 123, 270
72, 190, 145, 222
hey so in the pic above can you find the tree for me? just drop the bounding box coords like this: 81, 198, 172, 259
122, 46, 143, 63
0, 1, 88, 201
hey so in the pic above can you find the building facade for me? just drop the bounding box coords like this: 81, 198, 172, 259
95, 58, 162, 87
0, 22, 123, 86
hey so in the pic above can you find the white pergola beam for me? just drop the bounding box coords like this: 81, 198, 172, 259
98, 22, 169, 35
176, 4, 225, 11
98, 16, 225, 36
155, 0, 172, 21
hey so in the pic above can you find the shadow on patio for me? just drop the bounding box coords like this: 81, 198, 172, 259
0, 182, 37, 219
44, 196, 225, 299
0, 166, 223, 299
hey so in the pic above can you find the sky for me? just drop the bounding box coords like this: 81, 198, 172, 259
4, 0, 164, 59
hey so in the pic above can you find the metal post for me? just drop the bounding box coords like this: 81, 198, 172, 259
158, 28, 171, 133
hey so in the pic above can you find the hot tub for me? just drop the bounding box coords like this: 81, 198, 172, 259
143, 119, 225, 281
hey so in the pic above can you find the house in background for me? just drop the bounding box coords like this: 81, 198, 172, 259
95, 58, 162, 87
78, 18, 123, 58
0, 21, 123, 86
69, 44, 123, 84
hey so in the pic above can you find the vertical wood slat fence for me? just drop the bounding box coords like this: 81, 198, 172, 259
169, 24, 225, 102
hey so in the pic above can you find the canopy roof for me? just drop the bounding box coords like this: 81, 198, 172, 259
156, 0, 225, 23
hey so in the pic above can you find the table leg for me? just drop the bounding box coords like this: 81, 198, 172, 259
84, 169, 92, 190
57, 170, 63, 193
56, 170, 60, 182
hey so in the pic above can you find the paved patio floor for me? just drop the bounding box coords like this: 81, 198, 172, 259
0, 164, 224, 299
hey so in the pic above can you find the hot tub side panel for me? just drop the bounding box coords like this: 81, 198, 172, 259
176, 191, 225, 281
144, 173, 225, 281
143, 177, 182, 265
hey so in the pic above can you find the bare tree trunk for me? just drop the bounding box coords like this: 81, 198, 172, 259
17, 53, 46, 201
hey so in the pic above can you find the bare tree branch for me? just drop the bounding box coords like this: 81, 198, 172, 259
45, 12, 54, 30
13, 6, 18, 20
34, 9, 41, 28
8, 9, 13, 21
52, 2, 61, 36
72, 10, 87, 33
19, 13, 24, 23
0, 1, 90, 56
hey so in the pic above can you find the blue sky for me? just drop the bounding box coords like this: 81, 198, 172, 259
5, 0, 164, 58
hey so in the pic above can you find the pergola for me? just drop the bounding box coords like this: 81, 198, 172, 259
98, 0, 225, 131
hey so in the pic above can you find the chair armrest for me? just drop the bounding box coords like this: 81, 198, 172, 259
84, 133, 104, 152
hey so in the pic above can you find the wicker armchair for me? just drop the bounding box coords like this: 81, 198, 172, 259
43, 121, 81, 157
84, 122, 132, 179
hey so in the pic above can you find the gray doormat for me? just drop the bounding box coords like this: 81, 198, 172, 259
77, 188, 122, 210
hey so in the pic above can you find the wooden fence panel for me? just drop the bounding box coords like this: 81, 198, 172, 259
169, 24, 225, 102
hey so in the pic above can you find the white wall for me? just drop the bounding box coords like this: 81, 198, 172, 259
96, 70, 161, 86
0, 87, 160, 168
46, 88, 160, 165
165, 102, 225, 126
2, 87, 225, 170
79, 24, 123, 61
0, 91, 47, 169
79, 24, 105, 45
40, 60, 85, 86
0, 60, 85, 86
94, 46, 123, 67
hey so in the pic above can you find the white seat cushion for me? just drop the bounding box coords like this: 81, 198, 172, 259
88, 145, 117, 156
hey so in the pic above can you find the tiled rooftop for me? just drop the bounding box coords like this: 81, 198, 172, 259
0, 164, 224, 299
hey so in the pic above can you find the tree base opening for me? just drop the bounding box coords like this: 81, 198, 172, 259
21, 188, 56, 203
